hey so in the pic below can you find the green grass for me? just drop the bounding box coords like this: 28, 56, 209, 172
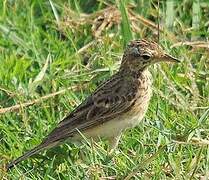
0, 0, 209, 179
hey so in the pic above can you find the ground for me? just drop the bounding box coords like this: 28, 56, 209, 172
0, 0, 209, 179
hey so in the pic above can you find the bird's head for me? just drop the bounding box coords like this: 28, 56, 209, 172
120, 39, 180, 72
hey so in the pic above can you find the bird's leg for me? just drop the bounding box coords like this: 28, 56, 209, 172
108, 133, 121, 154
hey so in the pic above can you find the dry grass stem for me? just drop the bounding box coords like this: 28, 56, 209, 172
0, 84, 86, 115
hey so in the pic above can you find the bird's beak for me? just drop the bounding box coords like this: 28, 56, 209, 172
163, 54, 181, 63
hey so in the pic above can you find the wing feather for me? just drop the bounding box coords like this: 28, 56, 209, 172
41, 73, 138, 145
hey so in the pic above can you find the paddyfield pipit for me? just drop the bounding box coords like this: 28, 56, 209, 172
7, 39, 179, 170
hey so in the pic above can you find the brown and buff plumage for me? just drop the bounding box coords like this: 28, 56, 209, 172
7, 39, 179, 170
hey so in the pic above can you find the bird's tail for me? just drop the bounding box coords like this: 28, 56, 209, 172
6, 143, 46, 170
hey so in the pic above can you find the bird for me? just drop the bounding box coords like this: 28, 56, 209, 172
6, 39, 180, 170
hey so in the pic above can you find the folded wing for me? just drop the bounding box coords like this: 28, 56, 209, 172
41, 73, 138, 147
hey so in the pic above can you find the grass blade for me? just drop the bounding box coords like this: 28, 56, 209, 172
118, 0, 133, 47
192, 0, 200, 40
165, 0, 175, 30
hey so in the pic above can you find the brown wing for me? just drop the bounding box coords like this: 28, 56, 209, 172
41, 73, 138, 146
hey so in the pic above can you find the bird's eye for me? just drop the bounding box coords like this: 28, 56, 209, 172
142, 54, 151, 60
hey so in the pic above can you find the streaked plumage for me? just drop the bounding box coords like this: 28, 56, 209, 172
7, 39, 179, 170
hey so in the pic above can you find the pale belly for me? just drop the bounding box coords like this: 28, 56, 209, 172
73, 69, 152, 141
83, 110, 146, 139
75, 86, 152, 140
